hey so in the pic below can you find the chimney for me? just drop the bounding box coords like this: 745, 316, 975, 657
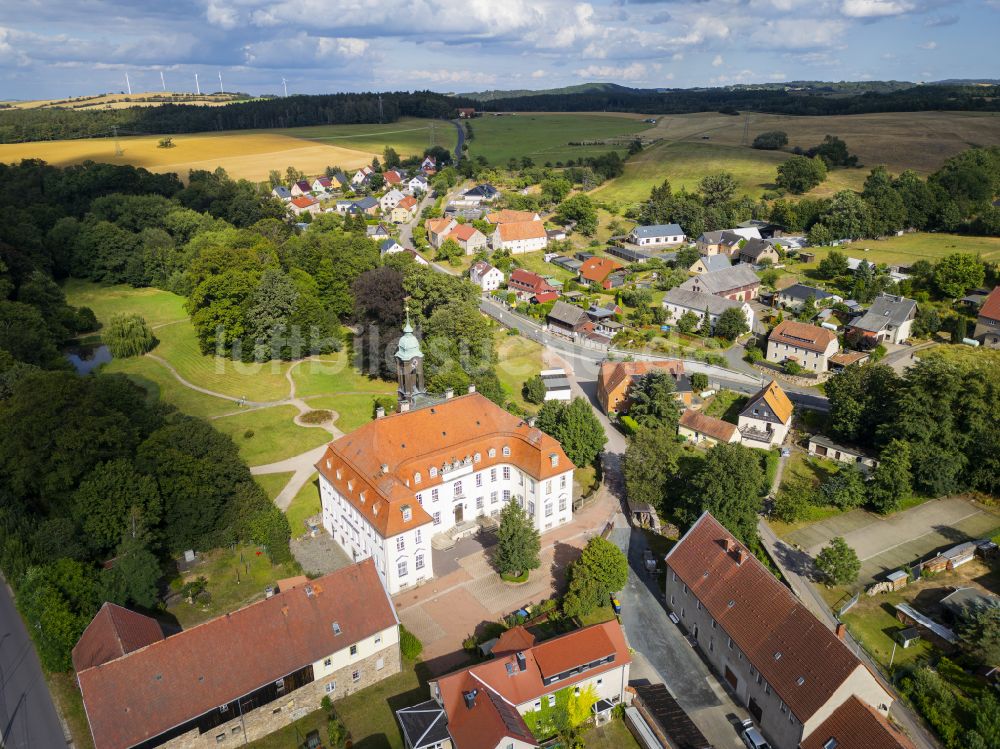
516, 652, 527, 672
380, 463, 389, 474
835, 622, 846, 640
527, 417, 537, 428
463, 689, 479, 709
376, 405, 386, 419
400, 401, 411, 413
445, 388, 454, 399
468, 384, 476, 394
724, 539, 734, 553
736, 549, 745, 566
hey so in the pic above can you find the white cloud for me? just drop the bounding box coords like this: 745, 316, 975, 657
752, 19, 847, 48
205, 1, 239, 29
530, 69, 546, 78
402, 68, 498, 85
574, 62, 647, 80
841, 0, 914, 17
918, 40, 938, 49
712, 54, 723, 66
672, 52, 684, 61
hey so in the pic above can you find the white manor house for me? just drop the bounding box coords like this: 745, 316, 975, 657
315, 318, 576, 595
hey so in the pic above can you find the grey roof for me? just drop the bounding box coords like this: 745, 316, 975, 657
547, 300, 589, 327
694, 254, 731, 273
698, 230, 725, 244
355, 196, 379, 209
779, 283, 830, 301
379, 238, 401, 252
632, 223, 684, 238
587, 306, 615, 320
679, 263, 759, 295
272, 186, 291, 198
808, 434, 870, 458
396, 700, 450, 749
941, 587, 1000, 619
895, 604, 958, 643
465, 184, 498, 199
367, 223, 390, 236
739, 238, 774, 260
849, 294, 917, 333
663, 287, 744, 316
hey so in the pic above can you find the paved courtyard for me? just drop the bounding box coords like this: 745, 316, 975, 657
785, 495, 1000, 583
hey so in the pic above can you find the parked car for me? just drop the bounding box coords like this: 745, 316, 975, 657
740, 719, 771, 749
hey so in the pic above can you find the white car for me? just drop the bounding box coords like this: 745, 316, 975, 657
740, 719, 771, 749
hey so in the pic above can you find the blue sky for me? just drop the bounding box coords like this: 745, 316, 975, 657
1, 0, 996, 100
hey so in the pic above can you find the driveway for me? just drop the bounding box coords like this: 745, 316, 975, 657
608, 517, 745, 748
785, 496, 1000, 583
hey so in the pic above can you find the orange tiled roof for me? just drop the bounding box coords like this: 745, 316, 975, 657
801, 695, 915, 749
396, 196, 418, 210
980, 286, 1000, 321
579, 256, 624, 283
769, 320, 838, 354
679, 409, 738, 442
754, 379, 793, 424
315, 393, 574, 538
497, 220, 547, 242
425, 217, 455, 235
486, 209, 538, 224
597, 360, 684, 410
449, 223, 482, 242
72, 603, 164, 674
290, 196, 317, 208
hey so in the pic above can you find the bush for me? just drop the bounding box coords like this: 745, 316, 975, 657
522, 374, 546, 405
783, 360, 803, 375
773, 479, 815, 523
400, 624, 423, 660
752, 131, 788, 150
745, 346, 764, 363
103, 313, 156, 358
249, 506, 292, 563
243, 429, 254, 439
299, 409, 333, 424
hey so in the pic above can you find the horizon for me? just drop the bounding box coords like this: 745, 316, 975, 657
1, 0, 997, 101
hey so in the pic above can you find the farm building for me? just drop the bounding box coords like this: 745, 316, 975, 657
807, 435, 878, 471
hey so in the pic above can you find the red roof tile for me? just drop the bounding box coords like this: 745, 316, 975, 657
492, 625, 536, 656
290, 195, 318, 208
769, 320, 838, 354
679, 409, 738, 442
801, 695, 915, 749
78, 560, 396, 749
579, 257, 624, 283
666, 513, 871, 722
980, 286, 1000, 322
72, 603, 164, 674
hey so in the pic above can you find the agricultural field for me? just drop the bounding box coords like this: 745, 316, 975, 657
0, 90, 242, 110
0, 116, 447, 182
468, 112, 650, 165
800, 232, 1000, 269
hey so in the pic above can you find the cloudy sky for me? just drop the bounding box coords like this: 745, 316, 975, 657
1, 0, 996, 100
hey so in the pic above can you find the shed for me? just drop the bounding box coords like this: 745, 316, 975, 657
885, 570, 909, 591
895, 627, 921, 648
895, 603, 958, 644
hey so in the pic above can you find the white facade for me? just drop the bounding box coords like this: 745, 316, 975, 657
319, 459, 574, 596
490, 228, 548, 254
379, 189, 406, 213
471, 264, 504, 291
766, 337, 839, 373
310, 623, 400, 690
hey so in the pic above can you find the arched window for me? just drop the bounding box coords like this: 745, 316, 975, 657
502, 445, 511, 457
414, 472, 422, 484
429, 466, 438, 478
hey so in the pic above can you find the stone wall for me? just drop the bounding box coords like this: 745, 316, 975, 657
154, 644, 401, 749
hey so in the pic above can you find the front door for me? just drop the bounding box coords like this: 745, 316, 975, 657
725, 666, 738, 691
748, 697, 763, 723
454, 504, 464, 524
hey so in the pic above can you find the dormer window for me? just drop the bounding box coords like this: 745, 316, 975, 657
402, 505, 412, 522
347, 480, 353, 492
550, 453, 558, 467
474, 452, 481, 463
326, 460, 332, 470
414, 472, 422, 484
502, 446, 510, 457
488, 448, 496, 458
335, 469, 342, 480
429, 467, 438, 478
359, 491, 366, 503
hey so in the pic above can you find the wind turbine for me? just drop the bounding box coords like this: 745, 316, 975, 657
218, 71, 224, 94
282, 77, 288, 97
160, 71, 166, 92
195, 73, 201, 95
125, 72, 132, 95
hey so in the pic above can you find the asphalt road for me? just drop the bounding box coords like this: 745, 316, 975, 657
0, 577, 66, 749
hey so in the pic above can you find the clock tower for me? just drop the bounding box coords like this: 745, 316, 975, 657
394, 310, 425, 409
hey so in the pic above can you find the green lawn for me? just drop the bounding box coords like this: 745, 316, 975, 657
334, 659, 426, 749
167, 545, 301, 628
590, 139, 865, 211
64, 278, 188, 327
702, 389, 747, 423
918, 343, 1000, 368
495, 331, 545, 411
512, 250, 578, 284
212, 406, 331, 466
270, 117, 450, 158
306, 393, 387, 433
584, 717, 641, 749
578, 604, 617, 627
469, 113, 649, 165
46, 671, 95, 749
801, 233, 1000, 270
287, 473, 321, 536
255, 472, 294, 501
291, 347, 397, 398
244, 708, 329, 749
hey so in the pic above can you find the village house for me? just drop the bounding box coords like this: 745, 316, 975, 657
596, 359, 685, 414
289, 195, 320, 216
329, 171, 350, 190
312, 176, 333, 192
689, 254, 731, 275
766, 320, 840, 373
679, 263, 760, 302
448, 223, 489, 255
678, 409, 740, 446
774, 283, 836, 311
845, 293, 917, 345
382, 169, 403, 187
578, 256, 625, 290
334, 200, 354, 214
807, 434, 879, 471
379, 238, 405, 257
290, 179, 313, 197
546, 300, 590, 339
800, 695, 916, 749
462, 184, 499, 204
420, 155, 437, 172
406, 174, 429, 195
696, 227, 761, 255
486, 209, 541, 224
366, 223, 391, 240
738, 379, 793, 447
379, 189, 406, 213
352, 166, 373, 186
398, 621, 631, 749
737, 238, 781, 266
425, 217, 458, 249
662, 288, 755, 334
470, 261, 504, 291
316, 334, 575, 595
456, 107, 476, 118
627, 223, 686, 247
76, 561, 400, 749
404, 249, 429, 266
271, 186, 292, 201
665, 513, 894, 749
492, 220, 548, 254
392, 195, 419, 223
975, 286, 1000, 348
353, 196, 379, 217
508, 269, 558, 303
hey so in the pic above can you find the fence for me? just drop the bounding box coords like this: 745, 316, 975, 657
836, 591, 860, 616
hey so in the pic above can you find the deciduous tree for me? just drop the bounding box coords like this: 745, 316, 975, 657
814, 536, 860, 585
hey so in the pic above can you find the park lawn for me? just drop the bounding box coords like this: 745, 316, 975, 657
64, 278, 187, 328
270, 117, 449, 158
152, 321, 293, 401
255, 471, 294, 502
495, 331, 545, 411
584, 717, 641, 749
469, 113, 649, 165
212, 405, 331, 466
102, 354, 243, 419
167, 545, 301, 628
306, 393, 386, 433
768, 505, 848, 538
291, 347, 397, 398
801, 233, 1000, 271
286, 473, 321, 537
335, 659, 426, 749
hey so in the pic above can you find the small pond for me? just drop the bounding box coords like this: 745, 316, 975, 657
64, 343, 113, 375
